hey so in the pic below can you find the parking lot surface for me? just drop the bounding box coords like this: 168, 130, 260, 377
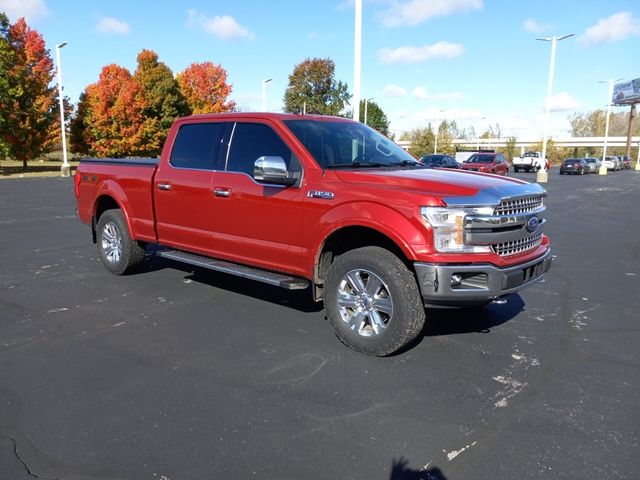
1, 170, 639, 479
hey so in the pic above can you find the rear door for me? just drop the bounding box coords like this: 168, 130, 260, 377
154, 121, 227, 255
209, 121, 307, 276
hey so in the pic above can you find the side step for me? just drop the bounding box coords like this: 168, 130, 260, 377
157, 249, 310, 290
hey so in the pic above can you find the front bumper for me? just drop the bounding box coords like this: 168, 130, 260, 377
414, 248, 552, 307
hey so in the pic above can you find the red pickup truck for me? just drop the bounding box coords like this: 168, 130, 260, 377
75, 112, 551, 356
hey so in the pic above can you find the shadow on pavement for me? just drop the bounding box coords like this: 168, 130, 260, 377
389, 457, 447, 479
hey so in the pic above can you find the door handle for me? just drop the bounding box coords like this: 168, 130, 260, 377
213, 188, 231, 198
157, 183, 172, 191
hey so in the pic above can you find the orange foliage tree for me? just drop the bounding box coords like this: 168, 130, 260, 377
72, 64, 149, 157
1, 17, 59, 169
177, 62, 236, 114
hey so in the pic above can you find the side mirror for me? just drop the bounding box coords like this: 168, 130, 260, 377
253, 156, 297, 186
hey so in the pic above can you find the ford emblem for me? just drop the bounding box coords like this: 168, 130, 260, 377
526, 216, 539, 233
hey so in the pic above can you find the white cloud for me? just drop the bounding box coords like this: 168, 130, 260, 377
97, 16, 131, 35
0, 0, 47, 22
380, 0, 483, 28
412, 86, 463, 101
187, 10, 254, 40
577, 11, 640, 47
378, 41, 464, 64
383, 84, 407, 97
523, 18, 551, 34
547, 92, 581, 112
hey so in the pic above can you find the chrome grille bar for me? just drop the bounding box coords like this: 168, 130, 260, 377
492, 233, 543, 256
494, 196, 544, 216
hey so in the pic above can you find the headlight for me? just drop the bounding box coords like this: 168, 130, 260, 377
421, 206, 493, 253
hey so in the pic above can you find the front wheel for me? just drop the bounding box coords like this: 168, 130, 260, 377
97, 209, 145, 275
324, 247, 426, 356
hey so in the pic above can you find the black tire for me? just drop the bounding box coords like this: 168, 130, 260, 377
323, 246, 425, 356
96, 209, 145, 275
514, 167, 519, 173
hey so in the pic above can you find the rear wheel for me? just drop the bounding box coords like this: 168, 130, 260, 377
324, 246, 425, 356
97, 209, 145, 275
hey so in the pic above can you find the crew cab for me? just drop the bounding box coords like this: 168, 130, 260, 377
75, 113, 552, 356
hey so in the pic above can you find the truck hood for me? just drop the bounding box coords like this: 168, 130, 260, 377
333, 168, 545, 206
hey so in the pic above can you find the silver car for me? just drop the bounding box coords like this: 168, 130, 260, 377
584, 157, 600, 173
602, 156, 621, 171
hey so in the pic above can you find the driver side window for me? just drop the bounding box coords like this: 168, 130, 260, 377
226, 123, 301, 175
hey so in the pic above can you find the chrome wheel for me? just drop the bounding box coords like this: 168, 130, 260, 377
336, 269, 393, 337
101, 221, 122, 264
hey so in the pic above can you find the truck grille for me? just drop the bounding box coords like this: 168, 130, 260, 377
492, 232, 543, 256
494, 196, 544, 216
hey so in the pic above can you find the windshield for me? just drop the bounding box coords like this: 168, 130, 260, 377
523, 152, 537, 157
467, 154, 494, 163
284, 119, 419, 169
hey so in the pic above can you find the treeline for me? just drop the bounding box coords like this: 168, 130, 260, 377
0, 13, 236, 165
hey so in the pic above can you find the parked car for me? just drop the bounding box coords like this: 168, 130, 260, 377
602, 156, 621, 171
418, 154, 460, 168
559, 158, 588, 175
618, 156, 631, 169
583, 157, 600, 173
461, 152, 509, 175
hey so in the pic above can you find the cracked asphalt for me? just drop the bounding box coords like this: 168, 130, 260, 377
0, 171, 639, 479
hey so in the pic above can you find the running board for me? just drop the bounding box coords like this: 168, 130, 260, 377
157, 249, 310, 290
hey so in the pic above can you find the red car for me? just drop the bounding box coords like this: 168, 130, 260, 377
461, 153, 509, 176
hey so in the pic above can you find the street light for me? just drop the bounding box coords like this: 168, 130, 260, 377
598, 78, 622, 175
261, 78, 272, 112
56, 41, 70, 177
476, 116, 487, 150
433, 109, 446, 153
364, 97, 374, 125
352, 0, 362, 121
536, 33, 574, 183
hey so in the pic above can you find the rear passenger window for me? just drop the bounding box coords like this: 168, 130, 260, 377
227, 123, 301, 175
170, 123, 226, 170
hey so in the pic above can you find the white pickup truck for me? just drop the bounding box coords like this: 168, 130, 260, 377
512, 151, 546, 173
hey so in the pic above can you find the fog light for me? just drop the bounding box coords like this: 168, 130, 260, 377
451, 274, 463, 287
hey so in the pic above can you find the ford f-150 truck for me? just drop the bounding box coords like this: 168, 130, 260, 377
75, 113, 551, 356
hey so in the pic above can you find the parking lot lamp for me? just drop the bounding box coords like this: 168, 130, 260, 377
56, 42, 70, 177
352, 0, 362, 121
598, 78, 621, 175
262, 78, 272, 112
537, 33, 574, 183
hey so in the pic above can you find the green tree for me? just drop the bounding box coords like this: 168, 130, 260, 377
283, 58, 350, 115
0, 12, 13, 160
402, 126, 434, 158
504, 136, 517, 163
0, 16, 58, 169
133, 49, 190, 156
359, 99, 390, 136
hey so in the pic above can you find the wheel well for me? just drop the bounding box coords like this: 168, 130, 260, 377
92, 196, 120, 243
313, 226, 410, 301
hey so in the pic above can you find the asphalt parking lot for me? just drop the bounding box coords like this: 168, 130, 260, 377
1, 169, 639, 479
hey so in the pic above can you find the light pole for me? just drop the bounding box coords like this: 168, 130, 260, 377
476, 116, 487, 150
261, 78, 272, 112
56, 42, 70, 177
536, 33, 574, 183
598, 78, 622, 175
433, 109, 445, 153
364, 97, 374, 125
352, 0, 362, 121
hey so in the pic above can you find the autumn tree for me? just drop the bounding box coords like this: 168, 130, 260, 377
283, 58, 350, 116
358, 99, 390, 136
71, 64, 149, 157
0, 16, 59, 169
177, 62, 236, 114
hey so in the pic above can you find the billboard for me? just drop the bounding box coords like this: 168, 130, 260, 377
613, 78, 640, 105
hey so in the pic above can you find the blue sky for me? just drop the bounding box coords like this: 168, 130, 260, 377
2, 0, 639, 139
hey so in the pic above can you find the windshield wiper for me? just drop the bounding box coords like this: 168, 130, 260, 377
326, 162, 387, 169
387, 160, 425, 168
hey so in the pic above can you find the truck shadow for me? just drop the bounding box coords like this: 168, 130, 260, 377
423, 294, 524, 337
